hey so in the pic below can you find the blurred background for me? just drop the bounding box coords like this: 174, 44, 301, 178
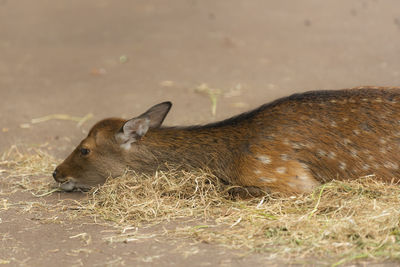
1, 0, 400, 150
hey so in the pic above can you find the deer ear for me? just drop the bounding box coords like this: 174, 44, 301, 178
115, 102, 172, 149
137, 101, 172, 128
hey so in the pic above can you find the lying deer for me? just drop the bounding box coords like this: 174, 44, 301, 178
53, 86, 400, 194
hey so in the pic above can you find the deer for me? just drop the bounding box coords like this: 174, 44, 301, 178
52, 86, 400, 195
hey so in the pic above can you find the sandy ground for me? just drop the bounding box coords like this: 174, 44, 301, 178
1, 0, 400, 266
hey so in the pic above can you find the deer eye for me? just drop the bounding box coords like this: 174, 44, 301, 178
80, 148, 90, 156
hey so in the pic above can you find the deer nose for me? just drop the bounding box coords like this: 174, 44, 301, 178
52, 168, 67, 183
52, 169, 58, 179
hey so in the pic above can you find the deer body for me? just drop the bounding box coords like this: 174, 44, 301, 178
53, 87, 400, 194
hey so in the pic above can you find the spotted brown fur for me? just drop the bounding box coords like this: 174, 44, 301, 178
53, 86, 400, 195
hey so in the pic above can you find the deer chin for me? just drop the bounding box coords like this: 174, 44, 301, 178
60, 180, 76, 191
59, 178, 91, 192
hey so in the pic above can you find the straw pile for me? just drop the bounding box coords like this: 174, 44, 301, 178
2, 146, 400, 265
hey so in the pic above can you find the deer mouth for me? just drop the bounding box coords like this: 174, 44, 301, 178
59, 178, 91, 192
59, 180, 77, 191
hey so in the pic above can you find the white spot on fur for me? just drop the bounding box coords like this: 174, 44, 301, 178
300, 163, 308, 169
317, 149, 327, 157
254, 170, 262, 175
283, 139, 290, 145
331, 121, 337, 127
362, 164, 370, 171
343, 138, 351, 145
257, 155, 271, 164
342, 117, 349, 122
328, 152, 336, 159
305, 142, 315, 149
276, 167, 287, 174
280, 154, 289, 161
384, 162, 399, 170
291, 143, 301, 149
350, 149, 358, 157
259, 177, 276, 183
353, 129, 360, 135
379, 138, 387, 144
297, 173, 311, 181
339, 162, 346, 170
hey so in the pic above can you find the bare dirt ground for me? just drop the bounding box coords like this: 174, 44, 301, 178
1, 0, 400, 266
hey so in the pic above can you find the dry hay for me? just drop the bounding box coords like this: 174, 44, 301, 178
2, 146, 400, 265
0, 145, 58, 194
